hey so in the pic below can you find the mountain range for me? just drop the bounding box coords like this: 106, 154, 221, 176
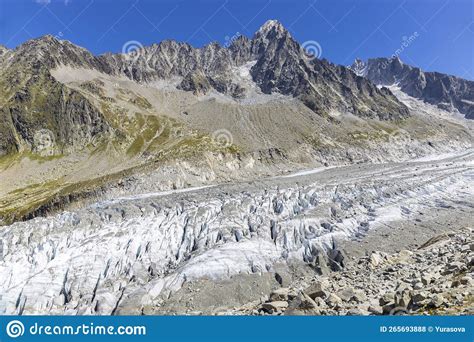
351, 57, 474, 119
0, 20, 472, 224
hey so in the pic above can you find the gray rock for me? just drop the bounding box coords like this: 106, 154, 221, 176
346, 308, 369, 315
261, 301, 289, 313
430, 294, 446, 308
369, 252, 385, 267
286, 292, 318, 312
338, 287, 356, 302
411, 292, 428, 305
382, 303, 396, 315
269, 288, 290, 302
353, 290, 368, 303
379, 293, 395, 306
413, 282, 424, 290
421, 274, 433, 285
460, 276, 472, 286
305, 281, 328, 299
353, 57, 474, 119
368, 305, 383, 315
326, 293, 343, 307
394, 290, 411, 308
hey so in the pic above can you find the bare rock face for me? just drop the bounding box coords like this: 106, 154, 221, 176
0, 36, 113, 157
352, 57, 474, 119
249, 21, 408, 119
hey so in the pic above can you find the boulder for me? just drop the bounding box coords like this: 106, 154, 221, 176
395, 281, 412, 292
421, 274, 433, 285
297, 293, 318, 310
313, 297, 327, 308
394, 290, 412, 308
353, 290, 368, 303
326, 293, 343, 307
460, 276, 472, 286
338, 287, 355, 302
379, 292, 395, 306
413, 282, 423, 290
286, 292, 319, 314
261, 301, 289, 313
368, 305, 383, 315
411, 292, 428, 305
305, 281, 328, 299
346, 308, 370, 316
430, 294, 446, 308
369, 252, 385, 267
269, 288, 290, 301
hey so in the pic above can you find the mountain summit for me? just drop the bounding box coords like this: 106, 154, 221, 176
0, 21, 412, 158
352, 57, 474, 119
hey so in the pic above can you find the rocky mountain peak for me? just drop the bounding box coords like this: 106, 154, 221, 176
11, 34, 101, 71
349, 58, 367, 76
256, 19, 287, 36
354, 57, 474, 119
0, 44, 10, 53
2, 20, 411, 122
253, 19, 293, 48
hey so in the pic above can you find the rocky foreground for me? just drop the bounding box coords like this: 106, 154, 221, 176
230, 227, 473, 316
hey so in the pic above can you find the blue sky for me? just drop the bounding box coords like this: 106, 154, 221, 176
1, 0, 473, 80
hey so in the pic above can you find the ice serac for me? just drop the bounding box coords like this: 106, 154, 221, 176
0, 149, 472, 314
352, 57, 474, 119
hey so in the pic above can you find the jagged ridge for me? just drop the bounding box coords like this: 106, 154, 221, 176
0, 20, 412, 157
351, 57, 474, 119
